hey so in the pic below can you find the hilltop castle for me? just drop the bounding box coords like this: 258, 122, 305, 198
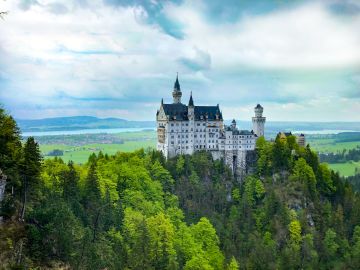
156, 75, 266, 176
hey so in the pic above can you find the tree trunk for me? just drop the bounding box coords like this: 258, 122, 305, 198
20, 176, 27, 221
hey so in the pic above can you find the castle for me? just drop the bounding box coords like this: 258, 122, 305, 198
156, 75, 266, 176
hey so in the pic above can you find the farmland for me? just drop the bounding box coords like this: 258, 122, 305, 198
31, 130, 157, 164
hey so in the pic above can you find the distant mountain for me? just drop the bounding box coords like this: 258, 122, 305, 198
16, 116, 155, 132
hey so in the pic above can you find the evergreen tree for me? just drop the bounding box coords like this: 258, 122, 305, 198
19, 137, 42, 220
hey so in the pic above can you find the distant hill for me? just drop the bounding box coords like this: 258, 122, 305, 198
16, 116, 155, 132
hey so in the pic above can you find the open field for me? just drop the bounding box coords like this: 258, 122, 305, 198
35, 130, 157, 164
40, 140, 155, 163
327, 161, 360, 177
307, 139, 360, 153
40, 141, 156, 164
306, 133, 360, 177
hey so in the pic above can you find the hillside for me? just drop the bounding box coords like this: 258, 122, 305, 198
1, 108, 360, 269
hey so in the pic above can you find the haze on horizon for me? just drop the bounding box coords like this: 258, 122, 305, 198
0, 0, 360, 122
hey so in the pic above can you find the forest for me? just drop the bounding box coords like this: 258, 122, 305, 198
1, 107, 360, 270
319, 146, 360, 164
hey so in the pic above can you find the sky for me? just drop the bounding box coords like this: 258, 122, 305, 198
0, 0, 359, 121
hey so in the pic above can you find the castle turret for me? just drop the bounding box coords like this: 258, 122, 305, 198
252, 104, 266, 137
172, 73, 182, 103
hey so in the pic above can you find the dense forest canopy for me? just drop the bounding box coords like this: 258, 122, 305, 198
1, 108, 360, 269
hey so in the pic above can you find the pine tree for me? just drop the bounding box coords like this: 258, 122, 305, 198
19, 137, 42, 220
83, 161, 102, 242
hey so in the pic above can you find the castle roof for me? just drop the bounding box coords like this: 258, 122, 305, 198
162, 103, 188, 120
225, 126, 253, 135
162, 103, 223, 121
194, 106, 221, 120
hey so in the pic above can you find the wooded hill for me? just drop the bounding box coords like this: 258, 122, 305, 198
1, 107, 360, 269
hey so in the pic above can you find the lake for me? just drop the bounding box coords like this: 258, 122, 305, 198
22, 127, 156, 137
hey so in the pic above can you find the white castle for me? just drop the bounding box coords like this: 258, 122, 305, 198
156, 75, 266, 176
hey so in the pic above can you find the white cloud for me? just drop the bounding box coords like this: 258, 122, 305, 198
1, 0, 360, 121
166, 1, 360, 69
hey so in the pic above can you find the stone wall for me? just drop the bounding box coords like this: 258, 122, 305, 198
236, 150, 247, 180
211, 150, 223, 161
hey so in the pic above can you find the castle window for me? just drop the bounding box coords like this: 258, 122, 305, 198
171, 141, 174, 144
171, 123, 174, 126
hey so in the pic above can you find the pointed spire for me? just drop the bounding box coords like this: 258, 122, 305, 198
161, 98, 163, 106
174, 72, 181, 91
188, 91, 194, 107
172, 73, 182, 103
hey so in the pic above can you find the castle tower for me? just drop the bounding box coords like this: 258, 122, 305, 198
252, 104, 266, 137
297, 134, 306, 147
172, 74, 182, 103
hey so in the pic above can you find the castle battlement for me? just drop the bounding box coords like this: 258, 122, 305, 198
156, 75, 266, 176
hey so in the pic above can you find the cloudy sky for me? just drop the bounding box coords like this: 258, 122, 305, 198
0, 0, 359, 121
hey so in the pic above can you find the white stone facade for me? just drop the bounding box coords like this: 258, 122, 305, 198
156, 76, 266, 176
